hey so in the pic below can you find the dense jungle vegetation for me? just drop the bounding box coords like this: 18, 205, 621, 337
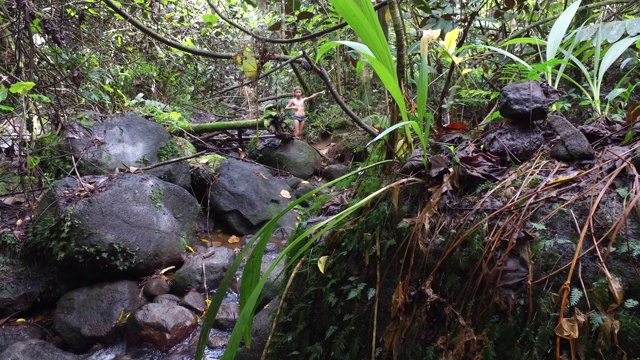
2, 0, 640, 359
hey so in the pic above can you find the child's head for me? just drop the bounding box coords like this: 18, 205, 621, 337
293, 86, 303, 96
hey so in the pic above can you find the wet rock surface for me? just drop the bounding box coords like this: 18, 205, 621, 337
143, 277, 171, 297
0, 339, 79, 360
171, 247, 235, 294
0, 324, 45, 353
126, 303, 197, 353
179, 290, 207, 315
53, 280, 146, 353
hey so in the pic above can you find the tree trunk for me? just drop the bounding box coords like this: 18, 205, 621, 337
387, 0, 406, 159
171, 118, 266, 134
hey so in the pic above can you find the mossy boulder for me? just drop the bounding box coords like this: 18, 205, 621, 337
256, 139, 321, 178
28, 173, 199, 277
63, 112, 191, 188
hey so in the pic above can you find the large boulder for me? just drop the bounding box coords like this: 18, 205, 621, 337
257, 139, 322, 178
63, 112, 191, 188
29, 173, 199, 276
209, 159, 297, 235
52, 280, 146, 353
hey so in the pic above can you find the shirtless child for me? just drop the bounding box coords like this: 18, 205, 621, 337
285, 87, 326, 139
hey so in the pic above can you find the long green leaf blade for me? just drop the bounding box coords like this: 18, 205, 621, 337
598, 35, 640, 86
546, 0, 581, 62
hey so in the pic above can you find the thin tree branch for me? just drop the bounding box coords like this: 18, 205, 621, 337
211, 55, 303, 96
140, 150, 207, 171
305, 54, 378, 138
434, 0, 486, 127
208, 0, 391, 44
101, 0, 293, 61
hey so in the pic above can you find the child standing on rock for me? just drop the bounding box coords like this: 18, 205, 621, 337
285, 86, 326, 140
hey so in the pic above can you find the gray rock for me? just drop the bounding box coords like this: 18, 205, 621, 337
322, 164, 349, 180
171, 248, 235, 294
30, 173, 199, 276
126, 303, 197, 353
213, 303, 240, 330
180, 291, 207, 315
547, 112, 595, 161
64, 113, 191, 188
53, 280, 146, 353
0, 324, 45, 353
481, 123, 544, 163
209, 159, 297, 235
143, 277, 171, 298
257, 139, 321, 178
497, 80, 560, 125
0, 339, 78, 360
0, 256, 69, 317
207, 330, 229, 349
284, 176, 302, 189
294, 182, 317, 199
153, 293, 181, 305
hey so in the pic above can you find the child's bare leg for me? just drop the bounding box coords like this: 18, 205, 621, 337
299, 121, 305, 140
293, 120, 301, 139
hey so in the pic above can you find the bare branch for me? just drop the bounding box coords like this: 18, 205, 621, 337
207, 0, 391, 44
101, 0, 293, 61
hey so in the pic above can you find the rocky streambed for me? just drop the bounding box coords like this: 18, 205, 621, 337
0, 112, 348, 359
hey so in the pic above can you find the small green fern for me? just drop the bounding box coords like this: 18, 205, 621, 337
569, 287, 583, 306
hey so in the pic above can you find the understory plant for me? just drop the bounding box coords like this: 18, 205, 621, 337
477, 0, 640, 120
316, 0, 429, 166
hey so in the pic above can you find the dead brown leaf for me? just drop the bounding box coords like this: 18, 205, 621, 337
555, 316, 579, 340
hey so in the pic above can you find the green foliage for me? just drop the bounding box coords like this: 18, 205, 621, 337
9, 81, 36, 95
625, 299, 639, 309
269, 198, 395, 359
149, 185, 164, 211
245, 137, 261, 160
617, 310, 640, 355
33, 133, 73, 181
588, 311, 605, 332
569, 287, 583, 306
590, 277, 611, 308
0, 233, 21, 255
157, 138, 187, 162
481, 0, 640, 119
29, 209, 85, 262
128, 94, 190, 129
29, 208, 139, 271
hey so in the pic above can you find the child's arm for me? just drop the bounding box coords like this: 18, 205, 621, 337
304, 90, 326, 101
284, 99, 296, 110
